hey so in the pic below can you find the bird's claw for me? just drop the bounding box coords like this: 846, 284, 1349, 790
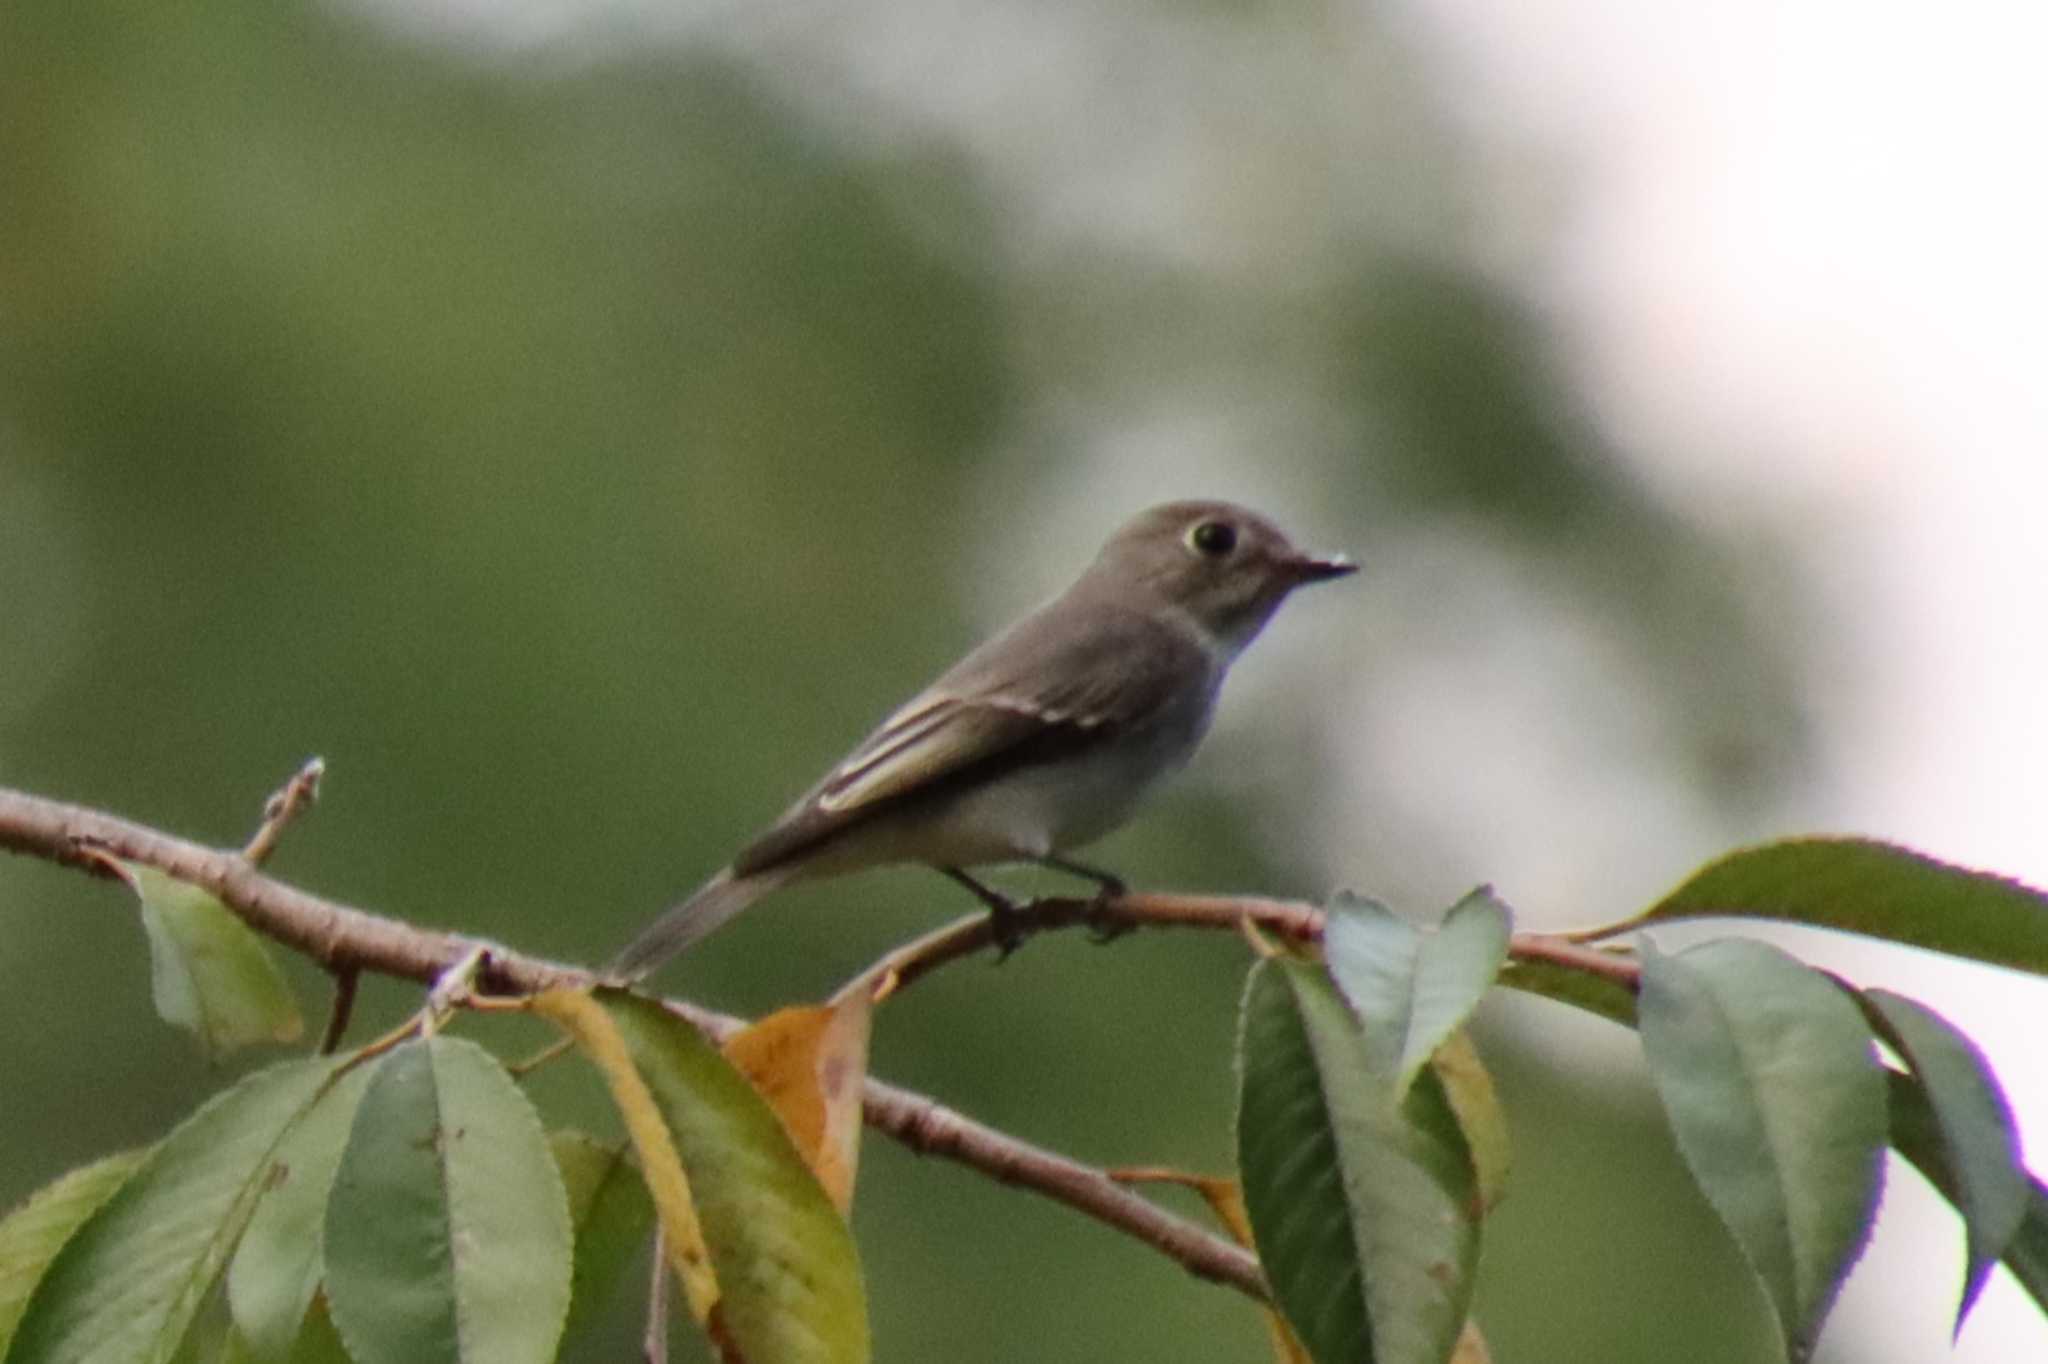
988, 897, 1029, 960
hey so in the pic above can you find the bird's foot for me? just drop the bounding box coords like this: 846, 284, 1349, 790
1072, 867, 1131, 943
987, 896, 1030, 960
941, 866, 1034, 961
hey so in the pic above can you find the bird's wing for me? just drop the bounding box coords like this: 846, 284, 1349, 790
729, 607, 1209, 876
814, 689, 1071, 813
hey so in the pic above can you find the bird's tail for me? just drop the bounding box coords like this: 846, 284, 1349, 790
608, 866, 782, 981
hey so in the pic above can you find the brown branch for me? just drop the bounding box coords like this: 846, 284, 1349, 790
850, 889, 1325, 999
851, 885, 1639, 1000
0, 782, 1262, 1300
860, 1073, 1265, 1295
0, 785, 572, 994
1505, 931, 1643, 990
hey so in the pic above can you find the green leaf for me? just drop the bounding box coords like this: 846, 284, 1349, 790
1509, 954, 2042, 1336
1885, 1070, 2048, 1319
598, 990, 869, 1364
1622, 838, 2048, 975
116, 863, 303, 1059
2000, 1185, 2048, 1317
286, 1298, 355, 1364
323, 1036, 573, 1364
224, 1063, 376, 1362
1323, 889, 1511, 1097
1237, 959, 1481, 1364
0, 1149, 149, 1356
1859, 995, 2026, 1331
1637, 940, 1886, 1360
548, 1133, 654, 1339
1238, 963, 1368, 1360
7, 1056, 345, 1364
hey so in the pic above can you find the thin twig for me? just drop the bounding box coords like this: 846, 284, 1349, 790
843, 890, 1325, 1001
857, 1071, 1266, 1296
319, 966, 360, 1054
1505, 932, 1643, 990
847, 884, 1634, 1002
243, 757, 325, 866
507, 1034, 576, 1079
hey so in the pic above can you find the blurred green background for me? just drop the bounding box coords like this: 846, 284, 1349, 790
1, 2, 1850, 1361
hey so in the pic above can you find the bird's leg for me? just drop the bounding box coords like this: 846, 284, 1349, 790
941, 866, 1030, 959
1033, 855, 1133, 943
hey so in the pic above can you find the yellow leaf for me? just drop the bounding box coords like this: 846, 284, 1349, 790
723, 994, 872, 1215
1431, 1030, 1511, 1214
528, 988, 721, 1328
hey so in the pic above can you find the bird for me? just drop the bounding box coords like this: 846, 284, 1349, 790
610, 499, 1356, 979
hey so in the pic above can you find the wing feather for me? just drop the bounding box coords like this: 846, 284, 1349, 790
730, 605, 1212, 876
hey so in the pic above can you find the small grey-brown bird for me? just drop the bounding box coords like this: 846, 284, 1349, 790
611, 499, 1355, 978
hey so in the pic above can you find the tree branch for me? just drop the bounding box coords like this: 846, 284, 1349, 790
0, 786, 553, 991
0, 782, 1264, 1298
857, 1073, 1264, 1293
848, 883, 1640, 1000
3, 779, 1636, 1304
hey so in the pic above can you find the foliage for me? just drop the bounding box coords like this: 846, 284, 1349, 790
2, 837, 2045, 1361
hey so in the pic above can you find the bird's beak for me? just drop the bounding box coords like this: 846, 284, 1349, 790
1281, 551, 1358, 584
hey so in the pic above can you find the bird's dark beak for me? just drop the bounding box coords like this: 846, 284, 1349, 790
1282, 552, 1358, 584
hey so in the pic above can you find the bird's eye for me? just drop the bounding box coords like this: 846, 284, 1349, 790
1186, 520, 1238, 558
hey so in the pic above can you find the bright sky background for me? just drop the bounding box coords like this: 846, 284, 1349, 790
1400, 3, 2048, 1358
